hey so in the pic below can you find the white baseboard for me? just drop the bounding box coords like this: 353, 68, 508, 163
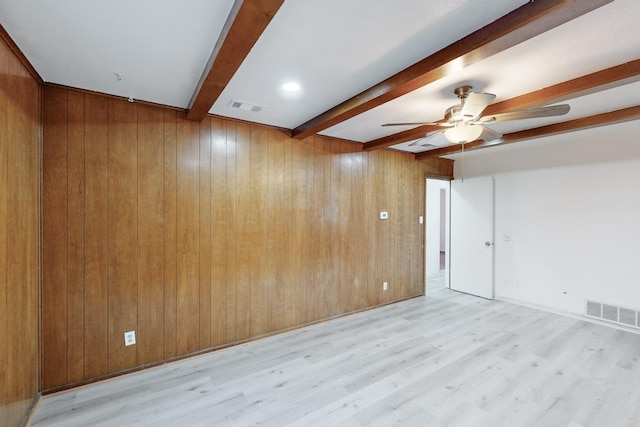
495, 295, 640, 336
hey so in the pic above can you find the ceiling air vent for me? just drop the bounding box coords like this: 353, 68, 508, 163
229, 100, 263, 112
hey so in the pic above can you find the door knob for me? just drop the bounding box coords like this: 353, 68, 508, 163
485, 241, 493, 246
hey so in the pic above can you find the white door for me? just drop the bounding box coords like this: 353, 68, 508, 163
450, 176, 494, 299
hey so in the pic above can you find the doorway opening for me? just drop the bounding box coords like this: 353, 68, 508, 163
425, 178, 450, 293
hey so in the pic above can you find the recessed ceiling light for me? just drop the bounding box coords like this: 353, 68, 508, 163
282, 82, 301, 92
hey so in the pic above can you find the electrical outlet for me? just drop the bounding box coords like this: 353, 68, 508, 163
383, 281, 388, 291
380, 211, 388, 220
124, 331, 136, 346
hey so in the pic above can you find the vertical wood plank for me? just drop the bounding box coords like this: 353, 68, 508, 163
310, 136, 322, 321
163, 110, 178, 359
66, 91, 86, 383
137, 105, 165, 365
413, 163, 427, 296
224, 121, 238, 343
199, 119, 212, 349
388, 153, 398, 300
285, 136, 308, 327
408, 162, 417, 296
396, 153, 409, 299
0, 41, 9, 416
351, 149, 367, 311
332, 141, 354, 314
210, 118, 227, 346
176, 114, 200, 355
362, 150, 373, 307
107, 100, 138, 372
329, 139, 343, 316
23, 63, 40, 416
249, 126, 268, 337
267, 129, 286, 332
42, 87, 69, 389
370, 150, 385, 306
383, 151, 394, 303
235, 123, 251, 341
84, 94, 109, 379
3, 53, 40, 422
324, 138, 335, 316
27, 74, 41, 398
303, 138, 315, 323
311, 137, 332, 320
337, 141, 354, 313
282, 133, 294, 328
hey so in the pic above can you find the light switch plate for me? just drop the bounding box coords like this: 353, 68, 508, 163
380, 211, 388, 220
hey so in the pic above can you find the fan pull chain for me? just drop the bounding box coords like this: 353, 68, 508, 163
461, 142, 465, 183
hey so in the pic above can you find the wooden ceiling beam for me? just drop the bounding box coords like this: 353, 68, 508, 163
365, 58, 640, 151
414, 105, 640, 160
291, 0, 611, 139
186, 0, 284, 122
0, 23, 43, 83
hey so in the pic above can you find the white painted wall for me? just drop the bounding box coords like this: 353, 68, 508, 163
450, 120, 640, 315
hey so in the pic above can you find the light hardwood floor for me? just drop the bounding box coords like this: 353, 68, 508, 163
31, 288, 640, 426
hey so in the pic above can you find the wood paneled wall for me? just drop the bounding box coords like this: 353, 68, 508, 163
42, 86, 453, 390
0, 36, 41, 427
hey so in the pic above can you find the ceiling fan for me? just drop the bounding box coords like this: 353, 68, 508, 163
382, 85, 570, 147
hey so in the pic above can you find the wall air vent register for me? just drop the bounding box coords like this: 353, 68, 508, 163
586, 300, 639, 329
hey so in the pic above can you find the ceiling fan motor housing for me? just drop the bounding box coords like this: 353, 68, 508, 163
445, 105, 464, 122
445, 86, 475, 122
454, 85, 473, 99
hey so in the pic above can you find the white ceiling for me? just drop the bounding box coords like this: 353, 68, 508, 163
1, 0, 638, 155
0, 0, 235, 108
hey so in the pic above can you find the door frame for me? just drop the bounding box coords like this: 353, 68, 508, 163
425, 177, 451, 294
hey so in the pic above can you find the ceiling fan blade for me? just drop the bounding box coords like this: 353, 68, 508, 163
382, 121, 451, 127
477, 125, 503, 143
478, 104, 570, 123
408, 129, 446, 146
460, 91, 496, 120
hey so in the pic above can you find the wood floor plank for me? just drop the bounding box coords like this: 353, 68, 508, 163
31, 289, 640, 426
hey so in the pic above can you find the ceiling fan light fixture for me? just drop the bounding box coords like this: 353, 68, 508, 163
444, 121, 482, 143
